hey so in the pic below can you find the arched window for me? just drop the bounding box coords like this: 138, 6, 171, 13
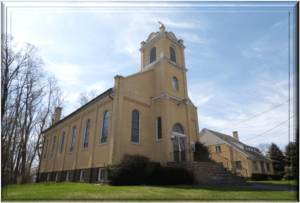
170, 46, 176, 63
156, 117, 162, 140
50, 136, 56, 159
173, 123, 184, 134
43, 140, 48, 159
70, 127, 76, 152
173, 77, 178, 91
131, 110, 140, 143
83, 120, 91, 148
150, 47, 156, 64
101, 111, 110, 144
59, 132, 65, 155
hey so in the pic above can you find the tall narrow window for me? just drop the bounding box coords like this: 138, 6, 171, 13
150, 47, 156, 64
43, 140, 48, 159
253, 161, 258, 170
80, 170, 85, 181
156, 117, 162, 140
47, 173, 50, 181
70, 127, 76, 152
50, 137, 56, 159
55, 172, 59, 181
83, 120, 91, 148
173, 77, 178, 91
131, 110, 140, 143
170, 46, 176, 62
101, 111, 110, 144
59, 132, 65, 155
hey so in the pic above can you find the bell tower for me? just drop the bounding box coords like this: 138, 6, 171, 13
139, 22, 189, 100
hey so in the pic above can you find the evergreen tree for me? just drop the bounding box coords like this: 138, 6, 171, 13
194, 141, 211, 162
284, 141, 295, 166
291, 129, 298, 199
267, 143, 286, 174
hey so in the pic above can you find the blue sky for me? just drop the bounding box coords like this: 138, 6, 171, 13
7, 1, 297, 151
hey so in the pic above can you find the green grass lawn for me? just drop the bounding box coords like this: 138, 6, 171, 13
247, 180, 297, 188
2, 181, 297, 202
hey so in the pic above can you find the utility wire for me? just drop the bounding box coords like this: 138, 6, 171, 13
248, 127, 289, 143
241, 113, 297, 142
220, 97, 296, 132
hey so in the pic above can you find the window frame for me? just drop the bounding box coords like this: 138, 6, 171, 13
253, 161, 258, 170
47, 173, 50, 181
149, 46, 156, 64
173, 77, 179, 91
66, 171, 70, 181
100, 111, 109, 145
50, 136, 56, 159
156, 117, 162, 141
266, 163, 270, 171
59, 132, 65, 156
98, 168, 105, 182
80, 170, 85, 181
131, 110, 141, 144
236, 161, 242, 169
69, 126, 76, 153
55, 172, 59, 181
170, 45, 177, 63
216, 146, 221, 152
43, 140, 48, 159
83, 120, 91, 149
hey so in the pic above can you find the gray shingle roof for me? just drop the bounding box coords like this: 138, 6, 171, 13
203, 128, 272, 162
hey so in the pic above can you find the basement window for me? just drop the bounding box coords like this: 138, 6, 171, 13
66, 171, 70, 181
55, 172, 58, 181
98, 169, 105, 182
80, 170, 85, 181
47, 173, 50, 181
236, 161, 241, 168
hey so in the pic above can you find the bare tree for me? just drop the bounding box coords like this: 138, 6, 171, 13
257, 143, 271, 156
76, 89, 98, 107
1, 34, 66, 187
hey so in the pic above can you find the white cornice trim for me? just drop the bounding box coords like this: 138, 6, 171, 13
204, 129, 250, 157
151, 92, 192, 106
144, 56, 188, 72
139, 32, 186, 52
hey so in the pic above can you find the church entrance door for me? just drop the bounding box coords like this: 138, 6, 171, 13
173, 135, 186, 162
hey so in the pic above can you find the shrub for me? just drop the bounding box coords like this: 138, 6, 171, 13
268, 175, 282, 180
194, 141, 212, 162
252, 173, 268, 181
147, 167, 194, 185
106, 154, 159, 186
284, 174, 294, 180
277, 171, 286, 177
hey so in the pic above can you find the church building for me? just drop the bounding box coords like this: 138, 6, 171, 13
38, 23, 200, 183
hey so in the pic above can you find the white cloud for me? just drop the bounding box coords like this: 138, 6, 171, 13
242, 51, 262, 58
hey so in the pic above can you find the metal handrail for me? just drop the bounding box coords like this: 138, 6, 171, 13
209, 152, 248, 177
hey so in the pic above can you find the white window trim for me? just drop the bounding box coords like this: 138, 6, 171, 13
82, 120, 91, 149
80, 170, 85, 181
131, 110, 141, 144
50, 137, 56, 159
100, 111, 109, 145
170, 45, 177, 63
98, 169, 104, 182
43, 140, 48, 159
59, 133, 65, 156
149, 46, 156, 65
69, 127, 76, 153
66, 171, 69, 181
173, 77, 179, 91
156, 117, 162, 141
55, 172, 58, 181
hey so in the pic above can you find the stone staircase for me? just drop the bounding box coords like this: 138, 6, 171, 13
167, 161, 250, 186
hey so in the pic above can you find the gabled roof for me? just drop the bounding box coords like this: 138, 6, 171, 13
42, 88, 113, 134
202, 128, 272, 162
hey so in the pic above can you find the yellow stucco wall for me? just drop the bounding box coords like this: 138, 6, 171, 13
40, 29, 200, 174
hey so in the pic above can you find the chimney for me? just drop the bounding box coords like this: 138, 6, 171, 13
233, 131, 239, 140
54, 107, 62, 123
